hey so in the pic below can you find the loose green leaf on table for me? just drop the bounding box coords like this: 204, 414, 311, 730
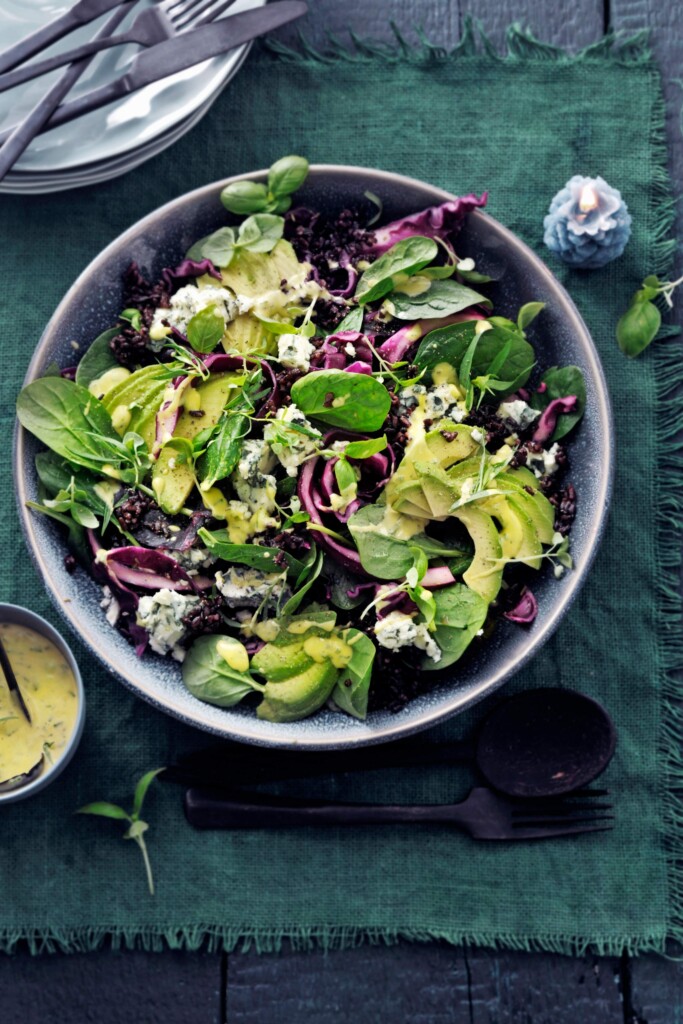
77, 768, 164, 896
291, 369, 391, 431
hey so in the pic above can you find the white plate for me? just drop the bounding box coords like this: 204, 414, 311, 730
0, 0, 264, 177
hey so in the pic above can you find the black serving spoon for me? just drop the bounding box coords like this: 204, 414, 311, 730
164, 687, 616, 799
0, 633, 31, 724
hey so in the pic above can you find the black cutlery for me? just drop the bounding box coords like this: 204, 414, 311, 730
0, 635, 31, 724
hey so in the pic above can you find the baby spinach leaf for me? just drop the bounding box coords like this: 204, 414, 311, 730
332, 307, 364, 334
332, 629, 376, 720
529, 365, 586, 440
415, 320, 534, 394
347, 504, 468, 580
423, 583, 488, 671
356, 236, 439, 305
186, 304, 225, 354
197, 412, 249, 490
17, 377, 121, 475
75, 328, 120, 389
291, 370, 391, 432
281, 548, 324, 617
35, 451, 109, 511
342, 435, 387, 460
323, 559, 369, 610
517, 301, 545, 331
387, 279, 492, 320
198, 528, 305, 576
182, 636, 262, 708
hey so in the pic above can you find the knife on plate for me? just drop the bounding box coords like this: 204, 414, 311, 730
0, 2, 307, 143
0, 0, 138, 76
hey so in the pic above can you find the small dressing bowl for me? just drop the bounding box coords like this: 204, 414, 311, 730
0, 603, 85, 805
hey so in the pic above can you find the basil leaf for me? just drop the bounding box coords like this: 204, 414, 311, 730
423, 583, 488, 671
616, 299, 661, 358
17, 377, 120, 474
267, 155, 309, 197
182, 635, 260, 708
529, 365, 587, 440
347, 504, 468, 580
187, 227, 236, 267
221, 180, 270, 215
291, 369, 391, 432
198, 529, 305, 576
75, 328, 120, 389
237, 214, 284, 254
332, 629, 376, 720
415, 321, 534, 394
332, 307, 364, 334
342, 435, 387, 460
356, 236, 439, 305
197, 412, 249, 491
388, 279, 492, 320
185, 304, 225, 354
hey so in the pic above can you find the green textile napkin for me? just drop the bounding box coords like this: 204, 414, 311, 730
0, 29, 680, 956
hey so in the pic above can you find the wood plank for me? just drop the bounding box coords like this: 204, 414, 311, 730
456, 0, 604, 51
228, 943, 471, 1023
0, 950, 223, 1024
270, 0, 459, 51
466, 947, 624, 1023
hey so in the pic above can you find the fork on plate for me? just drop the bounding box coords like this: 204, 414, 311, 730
184, 786, 614, 840
0, 0, 240, 93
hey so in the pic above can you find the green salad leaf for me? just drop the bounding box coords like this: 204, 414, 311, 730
182, 636, 263, 708
331, 629, 376, 720
423, 583, 489, 671
529, 365, 587, 440
347, 504, 470, 579
291, 369, 391, 432
75, 328, 120, 390
356, 236, 439, 305
387, 279, 492, 320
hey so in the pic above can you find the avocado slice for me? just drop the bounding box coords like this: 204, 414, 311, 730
390, 480, 433, 518
413, 462, 458, 519
102, 364, 169, 416
251, 642, 314, 682
451, 506, 503, 602
152, 372, 242, 514
481, 494, 543, 568
388, 423, 479, 500
498, 472, 555, 544
257, 659, 340, 722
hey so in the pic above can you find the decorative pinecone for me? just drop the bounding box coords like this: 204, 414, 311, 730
543, 175, 631, 269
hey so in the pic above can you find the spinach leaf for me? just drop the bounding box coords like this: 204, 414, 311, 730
323, 558, 369, 610
529, 365, 587, 440
198, 528, 305, 576
332, 307, 363, 334
25, 499, 90, 566
347, 504, 468, 580
197, 412, 249, 490
75, 328, 119, 389
291, 370, 391, 432
17, 377, 122, 475
342, 435, 387, 459
424, 583, 488, 671
387, 279, 492, 320
332, 629, 376, 720
35, 451, 109, 512
415, 321, 534, 394
356, 236, 439, 305
281, 548, 324, 616
182, 636, 262, 708
186, 304, 225, 354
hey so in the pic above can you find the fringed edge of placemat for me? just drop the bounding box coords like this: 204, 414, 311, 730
2, 26, 681, 960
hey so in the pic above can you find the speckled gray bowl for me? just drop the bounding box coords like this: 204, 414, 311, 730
13, 166, 613, 749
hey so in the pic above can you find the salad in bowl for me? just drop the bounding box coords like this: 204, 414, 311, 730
17, 157, 587, 727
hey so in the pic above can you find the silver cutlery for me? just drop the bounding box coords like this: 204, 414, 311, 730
0, 2, 307, 144
0, 0, 140, 76
0, 0, 242, 93
0, 0, 238, 182
184, 786, 614, 841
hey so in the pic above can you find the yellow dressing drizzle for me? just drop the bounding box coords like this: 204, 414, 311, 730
0, 623, 79, 785
89, 366, 130, 398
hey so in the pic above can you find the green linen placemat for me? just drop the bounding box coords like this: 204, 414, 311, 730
0, 28, 681, 956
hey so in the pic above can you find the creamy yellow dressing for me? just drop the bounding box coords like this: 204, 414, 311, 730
0, 623, 79, 785
89, 366, 130, 398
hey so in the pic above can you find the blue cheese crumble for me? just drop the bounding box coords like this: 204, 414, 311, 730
215, 566, 286, 608
151, 284, 239, 340
277, 333, 314, 371
264, 404, 321, 477
136, 589, 200, 659
497, 399, 541, 430
163, 546, 216, 574
527, 442, 561, 478
373, 610, 442, 663
232, 439, 278, 512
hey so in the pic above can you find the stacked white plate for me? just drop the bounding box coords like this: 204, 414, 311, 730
0, 0, 265, 193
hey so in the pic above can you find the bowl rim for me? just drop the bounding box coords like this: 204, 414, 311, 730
0, 602, 85, 804
13, 164, 614, 748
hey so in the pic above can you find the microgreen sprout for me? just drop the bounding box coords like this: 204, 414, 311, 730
77, 768, 164, 896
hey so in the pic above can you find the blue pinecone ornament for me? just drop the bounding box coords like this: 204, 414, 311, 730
543, 175, 632, 269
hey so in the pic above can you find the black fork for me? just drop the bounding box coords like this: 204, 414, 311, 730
184, 786, 613, 840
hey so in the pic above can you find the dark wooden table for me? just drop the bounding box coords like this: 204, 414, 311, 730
3, 1, 682, 1020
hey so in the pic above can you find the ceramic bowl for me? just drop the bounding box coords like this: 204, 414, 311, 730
13, 166, 613, 749
0, 603, 85, 804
